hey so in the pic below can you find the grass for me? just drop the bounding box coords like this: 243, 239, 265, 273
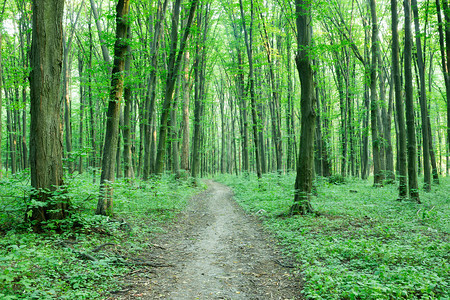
216, 173, 449, 300
0, 170, 200, 299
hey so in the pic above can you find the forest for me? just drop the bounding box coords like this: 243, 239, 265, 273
0, 0, 449, 299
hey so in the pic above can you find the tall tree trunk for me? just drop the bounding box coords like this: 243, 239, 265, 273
404, 0, 421, 202
88, 18, 97, 183
369, 0, 383, 187
96, 0, 130, 215
239, 0, 262, 179
142, 0, 168, 179
154, 0, 198, 175
0, 18, 3, 177
411, 0, 431, 191
180, 50, 191, 171
291, 0, 315, 215
123, 30, 134, 179
29, 0, 67, 229
78, 54, 84, 174
392, 0, 407, 199
442, 0, 450, 175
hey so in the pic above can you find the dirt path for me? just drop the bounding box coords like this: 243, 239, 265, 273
113, 180, 302, 299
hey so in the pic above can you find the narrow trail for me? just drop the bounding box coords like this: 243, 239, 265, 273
114, 180, 302, 299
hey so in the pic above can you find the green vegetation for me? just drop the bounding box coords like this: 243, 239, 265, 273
216, 173, 449, 299
0, 171, 199, 299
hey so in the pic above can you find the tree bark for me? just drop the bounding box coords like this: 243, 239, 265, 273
29, 0, 68, 229
291, 0, 315, 215
404, 0, 421, 202
392, 0, 408, 199
369, 0, 383, 187
180, 50, 191, 171
96, 0, 130, 215
123, 30, 134, 179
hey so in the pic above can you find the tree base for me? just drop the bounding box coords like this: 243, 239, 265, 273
289, 202, 314, 216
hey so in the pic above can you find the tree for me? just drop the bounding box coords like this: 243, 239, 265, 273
0, 0, 5, 178
404, 0, 421, 203
291, 0, 315, 215
391, 0, 408, 199
154, 0, 199, 175
96, 0, 130, 216
29, 0, 68, 229
411, 0, 431, 191
369, 0, 383, 186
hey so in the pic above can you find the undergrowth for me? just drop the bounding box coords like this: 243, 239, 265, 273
0, 170, 199, 299
216, 173, 449, 300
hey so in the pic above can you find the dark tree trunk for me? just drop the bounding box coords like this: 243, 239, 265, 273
442, 0, 450, 175
96, 0, 130, 215
29, 0, 68, 229
0, 25, 2, 177
412, 0, 431, 191
404, 0, 421, 202
391, 0, 408, 199
239, 0, 262, 179
291, 0, 315, 215
78, 54, 84, 174
369, 0, 383, 187
123, 30, 134, 179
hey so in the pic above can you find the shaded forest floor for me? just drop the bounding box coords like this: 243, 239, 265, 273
0, 172, 448, 299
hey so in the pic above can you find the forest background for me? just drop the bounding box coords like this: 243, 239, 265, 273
0, 0, 448, 298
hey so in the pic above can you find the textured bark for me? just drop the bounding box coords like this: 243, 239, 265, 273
96, 0, 130, 215
291, 0, 315, 215
404, 0, 421, 202
29, 0, 67, 228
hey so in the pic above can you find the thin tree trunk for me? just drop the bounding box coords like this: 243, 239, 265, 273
96, 0, 130, 215
154, 0, 198, 174
78, 54, 84, 174
369, 0, 383, 187
412, 0, 431, 191
123, 30, 134, 179
239, 0, 262, 179
404, 0, 421, 202
180, 50, 191, 171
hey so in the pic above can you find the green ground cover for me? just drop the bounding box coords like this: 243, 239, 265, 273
0, 171, 199, 299
216, 173, 449, 300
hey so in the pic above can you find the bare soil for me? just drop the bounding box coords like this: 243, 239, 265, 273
111, 180, 302, 299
